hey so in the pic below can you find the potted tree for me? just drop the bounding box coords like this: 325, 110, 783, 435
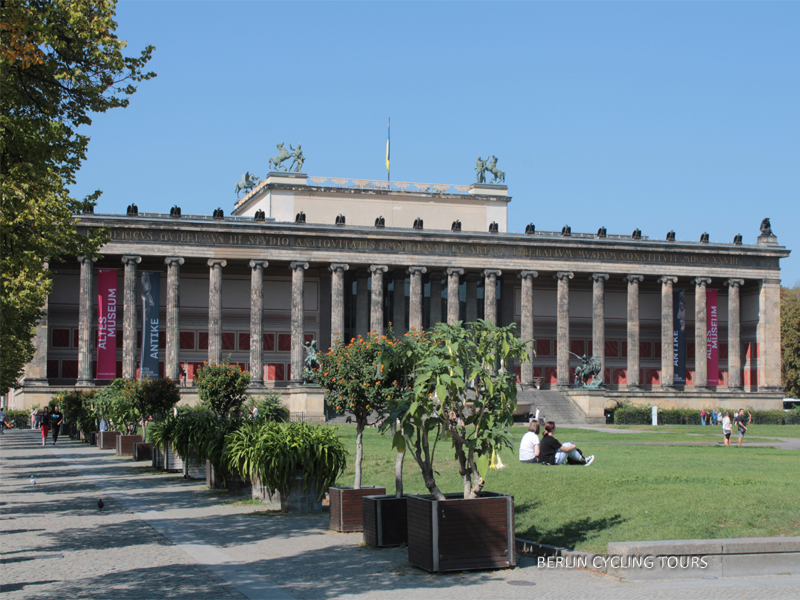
386, 320, 528, 572
226, 421, 346, 513
120, 377, 180, 459
315, 332, 403, 531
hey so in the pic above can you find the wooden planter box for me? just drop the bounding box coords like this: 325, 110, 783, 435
116, 435, 141, 456
89, 431, 98, 446
251, 473, 280, 503
280, 471, 323, 514
329, 486, 386, 532
152, 447, 165, 469
407, 492, 516, 572
133, 442, 153, 462
206, 460, 250, 493
363, 495, 407, 547
98, 431, 120, 450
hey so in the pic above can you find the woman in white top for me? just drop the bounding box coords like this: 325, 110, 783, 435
722, 411, 732, 446
519, 421, 541, 463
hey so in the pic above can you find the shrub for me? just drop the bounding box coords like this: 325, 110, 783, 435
3, 409, 30, 429
251, 394, 290, 423
195, 359, 250, 416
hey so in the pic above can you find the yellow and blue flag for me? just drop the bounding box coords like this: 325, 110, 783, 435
385, 118, 390, 179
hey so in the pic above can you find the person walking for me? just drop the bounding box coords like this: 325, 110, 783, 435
734, 409, 748, 447
722, 411, 732, 446
50, 405, 64, 445
39, 406, 50, 446
700, 409, 706, 426
0, 407, 6, 434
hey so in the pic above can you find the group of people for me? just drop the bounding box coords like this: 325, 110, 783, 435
701, 408, 752, 428
30, 406, 64, 446
721, 409, 750, 447
519, 419, 595, 466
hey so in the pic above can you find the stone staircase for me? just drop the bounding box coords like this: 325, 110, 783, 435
516, 389, 589, 426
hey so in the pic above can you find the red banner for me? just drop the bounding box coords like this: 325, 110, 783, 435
97, 269, 118, 379
706, 288, 719, 386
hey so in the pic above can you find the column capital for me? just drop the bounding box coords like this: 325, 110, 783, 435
624, 274, 644, 284
407, 266, 427, 276
289, 261, 309, 272
121, 255, 141, 266
519, 270, 539, 281
249, 259, 269, 269
692, 277, 712, 288
446, 267, 464, 277
78, 256, 98, 265
554, 271, 573, 281
658, 276, 678, 285
207, 259, 227, 268
483, 269, 502, 279
590, 273, 609, 282
329, 263, 349, 274
369, 264, 388, 274
164, 256, 185, 267
726, 278, 744, 288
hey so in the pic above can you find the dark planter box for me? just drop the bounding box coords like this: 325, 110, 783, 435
206, 460, 250, 493
363, 494, 407, 547
98, 431, 120, 450
280, 471, 322, 514
116, 434, 140, 456
251, 473, 280, 503
407, 492, 516, 572
329, 486, 386, 532
90, 431, 98, 446
133, 442, 153, 462
152, 447, 165, 469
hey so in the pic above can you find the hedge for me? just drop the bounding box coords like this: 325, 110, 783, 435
613, 406, 800, 425
3, 410, 32, 429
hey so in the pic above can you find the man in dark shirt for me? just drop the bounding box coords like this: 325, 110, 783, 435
734, 409, 748, 447
539, 421, 594, 466
50, 406, 64, 445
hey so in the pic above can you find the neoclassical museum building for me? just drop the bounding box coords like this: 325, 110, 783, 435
9, 172, 790, 422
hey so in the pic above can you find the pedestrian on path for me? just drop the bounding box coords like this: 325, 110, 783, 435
0, 407, 6, 434
701, 409, 706, 425
734, 409, 748, 447
50, 405, 64, 445
722, 411, 732, 446
39, 406, 50, 446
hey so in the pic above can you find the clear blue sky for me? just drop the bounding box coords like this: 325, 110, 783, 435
73, 1, 799, 285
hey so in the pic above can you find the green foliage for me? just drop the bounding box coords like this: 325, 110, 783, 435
383, 320, 530, 500
0, 0, 155, 393
781, 285, 800, 398
194, 360, 251, 416
50, 389, 95, 423
614, 404, 800, 426
116, 377, 180, 440
102, 379, 139, 434
225, 422, 347, 501
251, 394, 290, 423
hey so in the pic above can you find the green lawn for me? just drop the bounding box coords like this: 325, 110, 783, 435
330, 425, 800, 555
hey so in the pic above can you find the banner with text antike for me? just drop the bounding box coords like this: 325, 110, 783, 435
140, 271, 160, 379
96, 269, 118, 379
707, 288, 719, 385
673, 289, 687, 385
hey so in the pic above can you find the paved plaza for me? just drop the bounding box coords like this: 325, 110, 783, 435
2, 429, 799, 600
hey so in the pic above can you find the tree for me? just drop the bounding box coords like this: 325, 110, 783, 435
121, 378, 181, 441
194, 360, 251, 416
782, 285, 800, 398
0, 0, 155, 393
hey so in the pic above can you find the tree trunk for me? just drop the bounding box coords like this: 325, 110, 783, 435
354, 421, 364, 489
394, 450, 405, 498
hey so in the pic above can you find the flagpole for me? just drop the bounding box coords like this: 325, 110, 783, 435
387, 117, 391, 182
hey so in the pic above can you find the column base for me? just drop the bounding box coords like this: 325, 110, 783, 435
758, 386, 783, 394
727, 385, 744, 392
21, 378, 50, 387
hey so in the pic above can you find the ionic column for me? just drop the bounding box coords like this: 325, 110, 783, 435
408, 267, 426, 332
555, 271, 573, 388
658, 276, 678, 387
693, 277, 712, 388
483, 270, 501, 326
591, 273, 609, 379
446, 268, 464, 325
121, 256, 141, 379
465, 274, 479, 322
207, 259, 227, 364
392, 270, 406, 335
429, 272, 444, 325
726, 279, 744, 389
329, 263, 349, 346
757, 277, 782, 391
355, 269, 369, 337
625, 275, 644, 388
370, 265, 388, 336
23, 262, 51, 386
77, 256, 97, 386
164, 257, 184, 381
249, 260, 269, 385
290, 261, 309, 382
519, 271, 538, 386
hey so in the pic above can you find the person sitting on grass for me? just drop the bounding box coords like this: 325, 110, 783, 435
519, 421, 541, 463
538, 421, 594, 466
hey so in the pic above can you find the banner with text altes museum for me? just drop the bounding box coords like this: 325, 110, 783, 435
707, 289, 719, 386
673, 289, 687, 385
96, 269, 118, 380
140, 271, 160, 379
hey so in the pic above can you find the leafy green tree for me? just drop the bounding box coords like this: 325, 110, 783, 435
0, 0, 155, 393
194, 360, 251, 416
782, 285, 800, 398
119, 378, 181, 441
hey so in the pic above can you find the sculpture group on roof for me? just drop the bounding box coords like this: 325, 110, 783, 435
475, 155, 505, 184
